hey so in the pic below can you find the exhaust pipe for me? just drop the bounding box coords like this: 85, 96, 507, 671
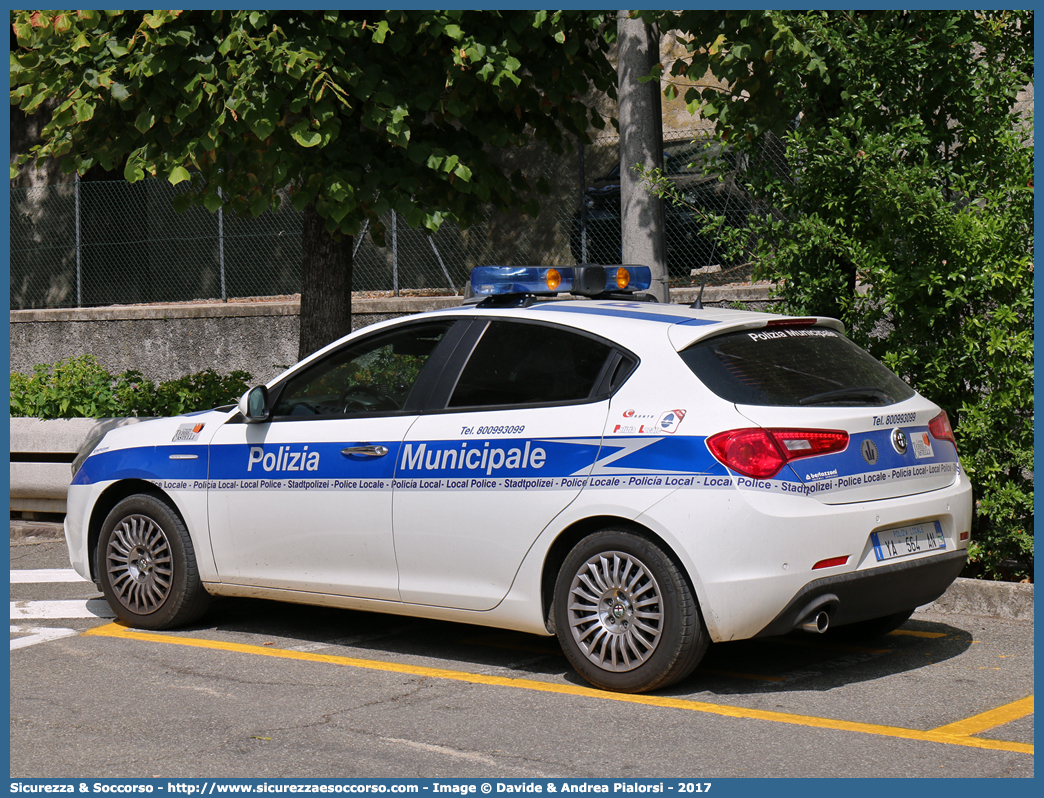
800, 610, 830, 634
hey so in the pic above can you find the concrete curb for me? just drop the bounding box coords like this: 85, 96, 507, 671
919, 576, 1034, 622
10, 521, 1034, 622
10, 520, 66, 541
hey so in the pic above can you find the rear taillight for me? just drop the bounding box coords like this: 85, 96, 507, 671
929, 411, 956, 448
706, 428, 850, 479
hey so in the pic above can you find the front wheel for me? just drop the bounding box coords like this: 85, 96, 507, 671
97, 493, 211, 629
553, 530, 708, 693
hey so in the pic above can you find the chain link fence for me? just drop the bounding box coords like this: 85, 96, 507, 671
9, 87, 1034, 311
11, 127, 777, 310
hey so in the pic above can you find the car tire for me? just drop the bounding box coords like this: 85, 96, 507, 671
554, 529, 708, 693
826, 609, 915, 640
97, 493, 212, 629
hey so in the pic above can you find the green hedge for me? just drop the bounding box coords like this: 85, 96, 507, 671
10, 355, 252, 420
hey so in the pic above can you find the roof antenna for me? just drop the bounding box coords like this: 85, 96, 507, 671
690, 278, 707, 309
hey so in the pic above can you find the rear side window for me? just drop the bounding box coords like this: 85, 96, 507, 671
680, 327, 915, 407
449, 321, 614, 408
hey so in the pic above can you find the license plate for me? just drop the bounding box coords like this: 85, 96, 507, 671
871, 521, 946, 562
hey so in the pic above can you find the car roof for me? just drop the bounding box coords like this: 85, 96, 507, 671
427, 299, 845, 352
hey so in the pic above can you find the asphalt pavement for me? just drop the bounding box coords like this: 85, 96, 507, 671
10, 522, 1033, 778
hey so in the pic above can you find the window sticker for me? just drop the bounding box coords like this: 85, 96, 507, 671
911, 431, 935, 459
172, 423, 205, 442
657, 409, 687, 434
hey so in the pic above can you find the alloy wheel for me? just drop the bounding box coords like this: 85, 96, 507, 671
105, 514, 174, 615
566, 550, 664, 672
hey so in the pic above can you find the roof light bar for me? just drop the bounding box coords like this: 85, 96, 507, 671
469, 265, 652, 299
470, 266, 570, 296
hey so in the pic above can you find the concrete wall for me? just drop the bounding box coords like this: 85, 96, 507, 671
10, 296, 463, 385
10, 286, 771, 385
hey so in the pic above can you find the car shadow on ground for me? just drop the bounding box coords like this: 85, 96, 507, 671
191, 596, 973, 697
671, 617, 975, 697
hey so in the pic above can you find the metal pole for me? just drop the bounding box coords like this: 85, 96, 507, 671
353, 218, 370, 256
75, 172, 81, 307
578, 139, 588, 263
392, 209, 399, 296
427, 235, 457, 295
218, 198, 226, 301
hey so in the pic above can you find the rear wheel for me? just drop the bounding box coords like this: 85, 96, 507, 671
554, 529, 708, 693
97, 493, 211, 629
827, 609, 915, 640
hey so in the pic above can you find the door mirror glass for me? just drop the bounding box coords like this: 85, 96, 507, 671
238, 385, 270, 422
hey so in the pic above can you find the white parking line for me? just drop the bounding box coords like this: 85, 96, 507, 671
10, 599, 115, 620
10, 625, 80, 650
9, 569, 88, 584
9, 569, 110, 650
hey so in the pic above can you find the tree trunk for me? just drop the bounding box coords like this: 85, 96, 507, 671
617, 11, 668, 302
298, 202, 353, 362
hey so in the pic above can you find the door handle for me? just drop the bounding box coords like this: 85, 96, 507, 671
341, 444, 389, 458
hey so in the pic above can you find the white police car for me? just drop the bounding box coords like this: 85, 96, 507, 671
65, 265, 972, 693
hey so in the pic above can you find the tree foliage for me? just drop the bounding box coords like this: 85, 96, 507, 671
11, 10, 616, 355
660, 10, 1034, 579
11, 9, 614, 234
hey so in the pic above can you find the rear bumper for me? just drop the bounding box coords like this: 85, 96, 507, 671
753, 548, 967, 638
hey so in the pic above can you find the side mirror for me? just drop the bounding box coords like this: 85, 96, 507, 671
238, 385, 270, 422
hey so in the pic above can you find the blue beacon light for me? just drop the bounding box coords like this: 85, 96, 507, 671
469, 265, 651, 297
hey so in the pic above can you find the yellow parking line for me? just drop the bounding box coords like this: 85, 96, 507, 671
83, 623, 1032, 755
931, 696, 1034, 736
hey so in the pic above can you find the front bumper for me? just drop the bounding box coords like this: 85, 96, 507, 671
63, 482, 96, 584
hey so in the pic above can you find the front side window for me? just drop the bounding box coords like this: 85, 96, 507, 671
680, 327, 916, 407
449, 321, 614, 408
272, 322, 452, 417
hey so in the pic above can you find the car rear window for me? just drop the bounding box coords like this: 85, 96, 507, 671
679, 326, 916, 407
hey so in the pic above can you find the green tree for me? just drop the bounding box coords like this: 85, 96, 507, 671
660, 11, 1034, 578
10, 10, 616, 358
